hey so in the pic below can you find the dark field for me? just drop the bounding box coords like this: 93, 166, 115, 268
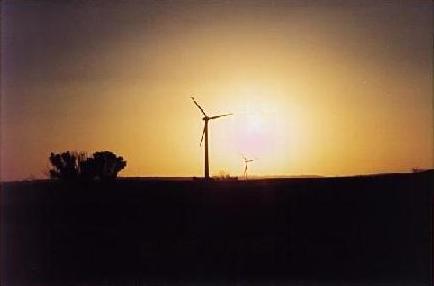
1, 171, 433, 285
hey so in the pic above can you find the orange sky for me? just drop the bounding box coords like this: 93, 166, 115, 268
1, 1, 432, 181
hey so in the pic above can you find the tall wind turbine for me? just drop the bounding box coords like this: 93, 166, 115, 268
191, 97, 232, 179
242, 154, 255, 180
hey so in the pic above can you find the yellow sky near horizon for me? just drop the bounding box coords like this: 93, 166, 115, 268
1, 1, 432, 181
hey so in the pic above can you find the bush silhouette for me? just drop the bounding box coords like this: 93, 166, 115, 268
49, 151, 87, 180
78, 156, 97, 180
49, 151, 126, 181
92, 151, 127, 180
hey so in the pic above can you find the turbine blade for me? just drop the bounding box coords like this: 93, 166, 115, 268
209, 113, 233, 120
200, 125, 206, 146
191, 97, 207, 117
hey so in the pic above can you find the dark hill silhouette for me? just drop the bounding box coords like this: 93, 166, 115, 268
1, 170, 432, 285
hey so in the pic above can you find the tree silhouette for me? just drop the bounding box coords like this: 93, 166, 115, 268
92, 151, 127, 180
78, 156, 97, 180
49, 151, 86, 180
49, 151, 126, 181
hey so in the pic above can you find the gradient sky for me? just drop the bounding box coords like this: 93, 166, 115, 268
1, 0, 432, 181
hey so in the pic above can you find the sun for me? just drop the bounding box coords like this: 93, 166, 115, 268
232, 112, 274, 155
245, 114, 266, 134
209, 83, 308, 176
220, 85, 288, 160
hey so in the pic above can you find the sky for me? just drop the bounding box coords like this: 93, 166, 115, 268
1, 0, 432, 181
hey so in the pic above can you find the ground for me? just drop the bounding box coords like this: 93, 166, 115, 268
1, 171, 432, 285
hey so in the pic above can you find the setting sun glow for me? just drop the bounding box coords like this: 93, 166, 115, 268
1, 1, 432, 181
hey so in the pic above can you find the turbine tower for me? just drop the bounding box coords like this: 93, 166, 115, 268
242, 154, 255, 180
191, 97, 232, 180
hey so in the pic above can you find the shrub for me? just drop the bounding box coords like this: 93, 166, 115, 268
92, 151, 127, 180
213, 170, 238, 181
49, 151, 86, 180
48, 151, 127, 181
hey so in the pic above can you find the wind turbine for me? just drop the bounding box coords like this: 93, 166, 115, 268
191, 97, 233, 180
242, 154, 255, 180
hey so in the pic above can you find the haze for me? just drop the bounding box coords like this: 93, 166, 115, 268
1, 1, 432, 181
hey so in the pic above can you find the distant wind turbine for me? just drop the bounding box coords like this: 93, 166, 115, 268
191, 97, 233, 180
242, 154, 255, 180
